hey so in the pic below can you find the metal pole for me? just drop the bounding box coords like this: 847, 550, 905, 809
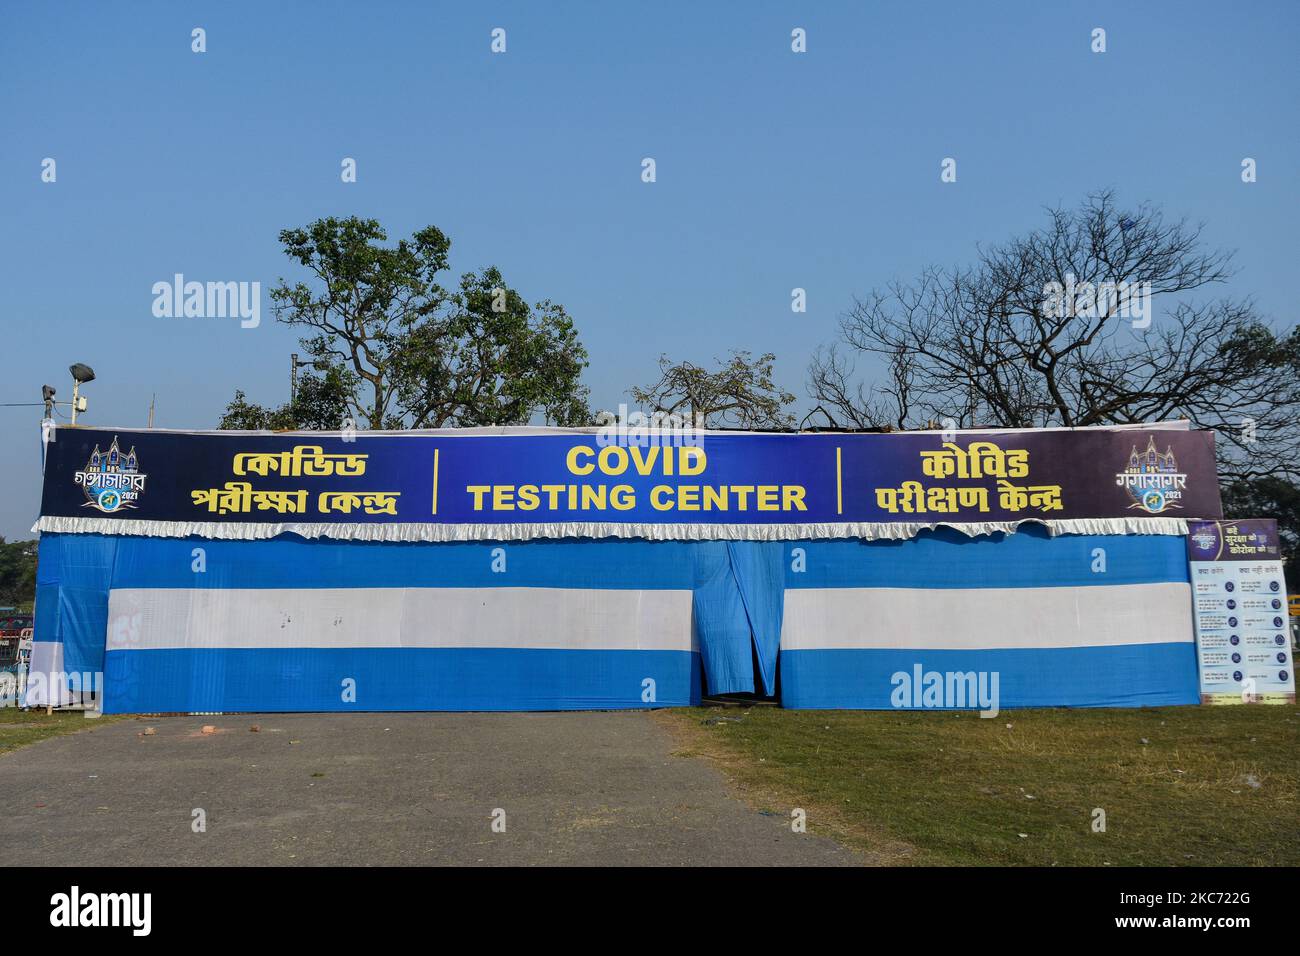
70, 380, 80, 425
290, 354, 298, 404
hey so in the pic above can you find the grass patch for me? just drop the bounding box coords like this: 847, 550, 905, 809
0, 707, 123, 756
660, 705, 1299, 866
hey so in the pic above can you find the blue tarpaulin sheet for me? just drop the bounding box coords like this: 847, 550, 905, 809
25, 527, 1199, 712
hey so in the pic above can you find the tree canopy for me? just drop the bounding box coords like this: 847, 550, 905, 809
809, 190, 1299, 485
629, 351, 795, 429
218, 367, 354, 431
223, 217, 591, 430
0, 538, 37, 608
809, 189, 1300, 582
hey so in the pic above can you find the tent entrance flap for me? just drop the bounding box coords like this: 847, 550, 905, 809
692, 542, 785, 696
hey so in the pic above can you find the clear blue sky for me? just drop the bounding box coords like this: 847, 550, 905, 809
1, 1, 1296, 539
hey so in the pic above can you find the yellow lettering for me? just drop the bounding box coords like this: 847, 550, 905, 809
597, 445, 628, 475
679, 446, 707, 475
566, 446, 595, 476
628, 445, 660, 475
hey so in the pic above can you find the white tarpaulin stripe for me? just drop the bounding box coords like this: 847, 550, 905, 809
106, 586, 696, 652
37, 514, 1191, 543
781, 582, 1194, 651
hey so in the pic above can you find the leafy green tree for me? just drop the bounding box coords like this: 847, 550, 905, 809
267, 217, 589, 429
0, 538, 38, 608
392, 267, 590, 427
218, 368, 353, 431
217, 390, 274, 430
1222, 477, 1300, 590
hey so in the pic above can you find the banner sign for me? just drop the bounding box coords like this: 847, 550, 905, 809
38, 425, 1222, 539
1187, 519, 1296, 704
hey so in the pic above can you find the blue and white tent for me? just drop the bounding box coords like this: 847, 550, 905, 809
25, 421, 1220, 712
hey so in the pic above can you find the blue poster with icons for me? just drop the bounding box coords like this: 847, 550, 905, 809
1187, 519, 1296, 704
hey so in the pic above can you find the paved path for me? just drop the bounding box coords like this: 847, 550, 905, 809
0, 712, 855, 866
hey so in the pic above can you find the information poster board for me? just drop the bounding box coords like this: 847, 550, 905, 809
1187, 519, 1295, 704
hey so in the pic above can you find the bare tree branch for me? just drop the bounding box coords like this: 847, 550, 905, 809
630, 351, 796, 429
809, 190, 1298, 480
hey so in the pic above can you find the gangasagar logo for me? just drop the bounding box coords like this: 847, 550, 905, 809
1190, 524, 1221, 555
1116, 435, 1188, 514
73, 436, 147, 513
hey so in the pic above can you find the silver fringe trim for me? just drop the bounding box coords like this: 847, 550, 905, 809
35, 515, 1191, 543
42, 419, 1192, 438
